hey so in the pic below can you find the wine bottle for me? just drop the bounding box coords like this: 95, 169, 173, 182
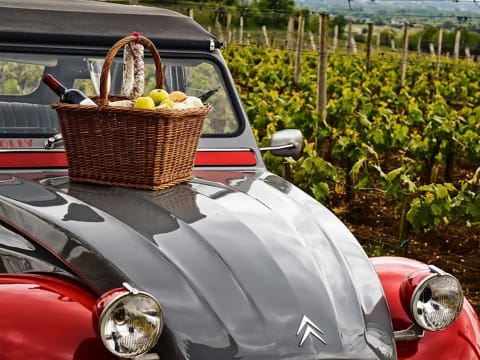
198, 87, 220, 102
42, 73, 96, 106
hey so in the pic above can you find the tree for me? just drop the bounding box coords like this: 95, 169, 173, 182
256, 0, 295, 12
331, 15, 347, 39
250, 0, 295, 28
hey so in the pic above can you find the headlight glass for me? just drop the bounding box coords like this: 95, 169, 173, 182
411, 273, 463, 331
97, 284, 163, 358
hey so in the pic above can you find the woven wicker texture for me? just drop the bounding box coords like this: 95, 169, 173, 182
52, 34, 211, 190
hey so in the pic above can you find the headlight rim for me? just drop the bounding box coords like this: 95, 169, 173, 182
96, 283, 164, 358
409, 271, 463, 332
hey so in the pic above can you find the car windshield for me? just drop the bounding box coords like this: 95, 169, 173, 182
0, 52, 239, 137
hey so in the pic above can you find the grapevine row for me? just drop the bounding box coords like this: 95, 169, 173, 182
224, 45, 480, 251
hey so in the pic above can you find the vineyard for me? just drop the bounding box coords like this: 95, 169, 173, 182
223, 45, 480, 311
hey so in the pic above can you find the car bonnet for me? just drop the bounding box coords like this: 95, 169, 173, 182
0, 171, 395, 360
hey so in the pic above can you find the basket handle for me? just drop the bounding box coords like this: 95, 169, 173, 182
99, 34, 164, 106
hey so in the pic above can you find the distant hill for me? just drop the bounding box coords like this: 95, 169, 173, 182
295, 0, 480, 26
295, 0, 480, 20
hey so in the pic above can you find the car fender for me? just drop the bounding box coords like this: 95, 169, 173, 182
372, 256, 480, 360
0, 274, 118, 360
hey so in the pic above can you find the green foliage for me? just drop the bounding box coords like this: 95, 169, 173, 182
362, 241, 395, 257
224, 45, 480, 236
453, 167, 480, 226
289, 142, 340, 203
0, 61, 43, 95
406, 183, 456, 232
409, 25, 480, 55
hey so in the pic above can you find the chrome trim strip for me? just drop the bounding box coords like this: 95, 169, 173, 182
394, 323, 425, 341
0, 146, 254, 153
0, 149, 65, 153
197, 148, 253, 152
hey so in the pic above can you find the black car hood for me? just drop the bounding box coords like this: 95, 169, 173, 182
0, 170, 395, 360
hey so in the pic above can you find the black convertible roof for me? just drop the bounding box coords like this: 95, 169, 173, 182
0, 0, 220, 51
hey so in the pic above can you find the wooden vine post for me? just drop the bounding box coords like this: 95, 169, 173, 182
454, 27, 461, 60
365, 22, 373, 73
287, 16, 295, 63
294, 15, 304, 86
466, 47, 471, 61
262, 25, 270, 46
226, 13, 232, 45
445, 29, 460, 183
239, 16, 244, 45
436, 27, 443, 77
401, 22, 409, 87
316, 13, 329, 152
346, 21, 353, 55
398, 196, 411, 257
309, 31, 317, 51
417, 34, 422, 57
332, 25, 338, 52
215, 14, 223, 40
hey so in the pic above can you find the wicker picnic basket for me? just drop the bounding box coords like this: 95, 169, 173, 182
52, 34, 211, 190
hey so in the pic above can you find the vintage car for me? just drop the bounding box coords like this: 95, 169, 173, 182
0, 0, 479, 359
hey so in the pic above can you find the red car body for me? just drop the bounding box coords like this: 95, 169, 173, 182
373, 256, 480, 359
0, 275, 116, 360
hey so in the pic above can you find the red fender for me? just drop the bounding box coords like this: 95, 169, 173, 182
372, 256, 480, 360
0, 274, 118, 360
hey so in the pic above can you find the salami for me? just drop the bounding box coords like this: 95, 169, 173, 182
122, 41, 144, 98
122, 44, 134, 98
130, 42, 145, 99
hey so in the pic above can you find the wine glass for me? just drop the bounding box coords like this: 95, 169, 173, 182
87, 59, 110, 96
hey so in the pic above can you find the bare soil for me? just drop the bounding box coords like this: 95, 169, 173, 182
330, 190, 480, 316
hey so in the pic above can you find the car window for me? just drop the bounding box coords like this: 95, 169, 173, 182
0, 52, 239, 137
145, 59, 238, 135
0, 60, 44, 96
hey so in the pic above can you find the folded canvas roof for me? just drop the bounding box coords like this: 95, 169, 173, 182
0, 0, 220, 51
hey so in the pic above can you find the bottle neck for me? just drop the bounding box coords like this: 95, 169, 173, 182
43, 74, 67, 97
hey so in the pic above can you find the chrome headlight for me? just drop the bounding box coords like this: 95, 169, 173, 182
401, 265, 463, 331
94, 283, 163, 358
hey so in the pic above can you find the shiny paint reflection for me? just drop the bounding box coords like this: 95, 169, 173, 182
373, 256, 480, 360
0, 171, 397, 359
0, 274, 117, 360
